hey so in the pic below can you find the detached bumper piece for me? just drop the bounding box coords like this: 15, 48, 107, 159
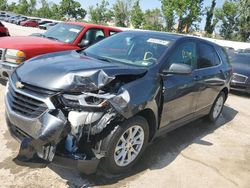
53, 154, 100, 175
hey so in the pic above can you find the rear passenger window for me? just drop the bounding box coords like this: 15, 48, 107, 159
197, 42, 221, 69
217, 47, 231, 65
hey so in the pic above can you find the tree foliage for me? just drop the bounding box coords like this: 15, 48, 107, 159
89, 0, 111, 24
59, 0, 86, 19
112, 0, 133, 27
0, 0, 8, 10
131, 0, 144, 29
143, 8, 163, 31
216, 0, 239, 40
161, 0, 174, 31
204, 0, 218, 34
161, 0, 203, 33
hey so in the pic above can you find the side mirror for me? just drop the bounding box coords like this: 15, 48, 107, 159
161, 63, 192, 76
78, 39, 90, 48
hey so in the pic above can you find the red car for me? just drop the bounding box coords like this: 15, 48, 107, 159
20, 20, 39, 27
0, 22, 122, 84
0, 21, 9, 37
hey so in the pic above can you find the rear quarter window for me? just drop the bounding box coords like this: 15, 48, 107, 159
217, 47, 231, 65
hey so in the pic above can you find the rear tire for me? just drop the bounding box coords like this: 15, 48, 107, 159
100, 116, 149, 174
207, 92, 225, 122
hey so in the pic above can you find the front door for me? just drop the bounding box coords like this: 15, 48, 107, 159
160, 41, 198, 127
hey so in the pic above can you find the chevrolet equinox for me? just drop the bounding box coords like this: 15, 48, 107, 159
5, 31, 232, 174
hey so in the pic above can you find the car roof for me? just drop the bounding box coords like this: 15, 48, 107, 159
65, 22, 122, 31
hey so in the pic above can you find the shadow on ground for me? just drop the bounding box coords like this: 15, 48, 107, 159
48, 105, 238, 188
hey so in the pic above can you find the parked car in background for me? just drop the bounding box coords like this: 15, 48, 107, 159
236, 48, 250, 54
14, 16, 28, 25
0, 21, 9, 37
230, 53, 250, 93
5, 31, 232, 175
0, 22, 122, 84
38, 20, 52, 26
20, 19, 39, 27
39, 22, 58, 30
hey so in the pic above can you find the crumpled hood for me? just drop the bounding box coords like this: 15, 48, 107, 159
16, 50, 147, 92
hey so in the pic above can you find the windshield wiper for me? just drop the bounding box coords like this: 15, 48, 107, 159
95, 56, 113, 63
45, 36, 60, 41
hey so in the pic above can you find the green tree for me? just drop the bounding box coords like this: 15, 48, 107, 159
237, 0, 250, 41
112, 0, 133, 27
143, 8, 164, 31
6, 2, 17, 12
0, 0, 8, 10
35, 0, 53, 18
161, 0, 203, 33
59, 0, 86, 20
204, 0, 218, 34
50, 3, 62, 20
16, 0, 30, 15
89, 0, 112, 24
216, 0, 239, 40
131, 0, 144, 28
161, 0, 174, 31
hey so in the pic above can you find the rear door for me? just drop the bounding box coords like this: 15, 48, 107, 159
160, 40, 198, 127
193, 41, 225, 113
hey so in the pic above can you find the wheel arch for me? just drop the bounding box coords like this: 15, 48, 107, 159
136, 108, 157, 142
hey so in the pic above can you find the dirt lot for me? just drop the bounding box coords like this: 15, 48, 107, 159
0, 23, 250, 188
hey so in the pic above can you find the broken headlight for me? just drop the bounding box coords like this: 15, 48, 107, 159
62, 93, 115, 108
109, 90, 130, 109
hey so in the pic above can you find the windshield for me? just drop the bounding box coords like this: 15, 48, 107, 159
42, 23, 83, 43
84, 32, 171, 67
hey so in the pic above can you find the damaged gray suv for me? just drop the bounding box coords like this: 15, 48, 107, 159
5, 31, 232, 174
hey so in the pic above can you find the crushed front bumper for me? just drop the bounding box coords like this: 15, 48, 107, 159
5, 80, 101, 174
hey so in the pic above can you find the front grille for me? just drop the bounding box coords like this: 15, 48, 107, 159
11, 72, 58, 97
8, 84, 48, 118
232, 73, 248, 83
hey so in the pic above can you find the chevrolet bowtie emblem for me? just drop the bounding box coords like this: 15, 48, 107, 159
16, 81, 24, 89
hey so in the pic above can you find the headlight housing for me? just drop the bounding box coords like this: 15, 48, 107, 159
62, 93, 114, 108
5, 49, 26, 64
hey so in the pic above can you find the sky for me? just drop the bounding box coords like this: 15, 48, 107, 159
8, 0, 225, 30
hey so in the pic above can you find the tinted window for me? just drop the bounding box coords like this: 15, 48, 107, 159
197, 42, 221, 69
168, 42, 196, 68
43, 23, 84, 43
81, 29, 105, 45
218, 47, 231, 65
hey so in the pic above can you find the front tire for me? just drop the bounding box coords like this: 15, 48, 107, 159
208, 92, 225, 122
100, 116, 149, 174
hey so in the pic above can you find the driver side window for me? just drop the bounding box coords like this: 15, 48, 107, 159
168, 42, 196, 68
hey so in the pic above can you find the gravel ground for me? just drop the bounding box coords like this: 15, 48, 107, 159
0, 23, 250, 188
